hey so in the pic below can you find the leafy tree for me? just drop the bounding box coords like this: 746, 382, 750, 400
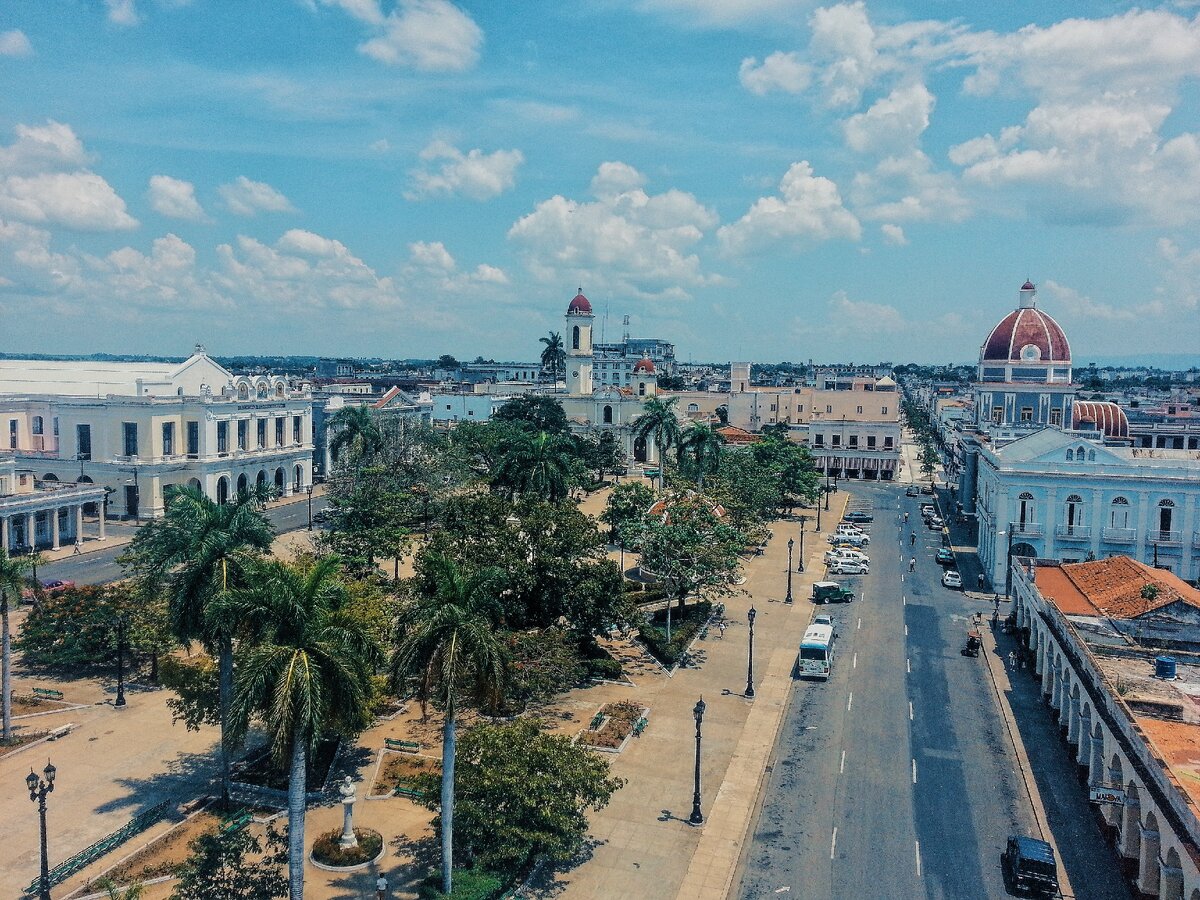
228, 557, 380, 900
502, 630, 586, 709
391, 553, 506, 896
632, 397, 682, 488
437, 354, 461, 371
539, 331, 565, 390
159, 655, 220, 731
580, 431, 621, 483
751, 435, 820, 514
919, 442, 939, 482
656, 372, 686, 391
170, 825, 288, 900
414, 719, 624, 877
322, 464, 409, 573
493, 395, 571, 436
677, 422, 724, 489
492, 431, 577, 503
327, 405, 383, 466
122, 485, 274, 802
0, 549, 31, 741
600, 482, 655, 547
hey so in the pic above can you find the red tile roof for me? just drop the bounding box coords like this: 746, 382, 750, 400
1037, 556, 1200, 619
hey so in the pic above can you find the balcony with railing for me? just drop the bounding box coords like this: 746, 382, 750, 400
1101, 527, 1136, 543
1151, 530, 1183, 545
1013, 521, 1043, 537
1054, 524, 1091, 541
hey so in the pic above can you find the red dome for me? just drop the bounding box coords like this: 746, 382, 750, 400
1021, 280, 1036, 291
982, 307, 1071, 363
567, 292, 592, 315
633, 357, 656, 375
1073, 401, 1129, 439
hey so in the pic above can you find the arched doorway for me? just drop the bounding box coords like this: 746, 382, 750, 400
603, 405, 613, 424
633, 436, 648, 463
41, 473, 58, 482
256, 470, 267, 491
274, 468, 285, 492
187, 477, 202, 492
293, 465, 303, 492
236, 473, 248, 496
216, 476, 229, 505
78, 475, 97, 516
1011, 542, 1037, 561
1161, 847, 1183, 900
1139, 811, 1161, 895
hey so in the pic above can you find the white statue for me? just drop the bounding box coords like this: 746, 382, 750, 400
338, 775, 359, 849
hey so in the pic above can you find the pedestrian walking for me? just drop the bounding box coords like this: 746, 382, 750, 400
977, 572, 986, 591
903, 512, 909, 524
909, 557, 916, 572
376, 875, 389, 900
910, 532, 916, 546
993, 596, 1001, 613
1007, 650, 1016, 669
718, 622, 727, 639
72, 539, 82, 556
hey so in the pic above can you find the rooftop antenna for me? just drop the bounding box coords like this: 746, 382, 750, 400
622, 314, 630, 344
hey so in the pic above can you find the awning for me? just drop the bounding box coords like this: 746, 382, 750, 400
880, 459, 897, 471
863, 458, 879, 470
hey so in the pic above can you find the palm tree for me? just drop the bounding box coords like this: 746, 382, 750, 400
539, 331, 565, 392
328, 405, 383, 465
632, 397, 682, 489
124, 486, 274, 802
229, 556, 378, 900
0, 549, 32, 742
678, 422, 724, 489
492, 430, 575, 502
225, 561, 374, 897
391, 553, 506, 896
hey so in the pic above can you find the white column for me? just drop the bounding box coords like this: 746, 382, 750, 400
0, 515, 7, 553
1042, 647, 1054, 697
25, 513, 35, 550
1138, 823, 1160, 896
98, 506, 106, 540
1076, 713, 1091, 765
1068, 695, 1081, 744
74, 505, 83, 543
51, 507, 60, 550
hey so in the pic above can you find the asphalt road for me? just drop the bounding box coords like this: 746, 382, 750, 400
737, 482, 1132, 899
37, 495, 329, 586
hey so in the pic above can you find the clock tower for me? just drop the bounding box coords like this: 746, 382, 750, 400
565, 289, 594, 396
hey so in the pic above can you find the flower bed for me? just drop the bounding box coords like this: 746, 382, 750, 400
311, 827, 383, 868
0, 730, 49, 757
577, 700, 647, 751
373, 753, 439, 796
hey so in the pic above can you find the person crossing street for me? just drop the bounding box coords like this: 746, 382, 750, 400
909, 557, 916, 572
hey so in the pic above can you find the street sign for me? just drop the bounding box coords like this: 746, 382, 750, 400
1089, 785, 1125, 805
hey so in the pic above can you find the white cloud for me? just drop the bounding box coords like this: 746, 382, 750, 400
850, 151, 970, 223
1153, 238, 1200, 315
369, 138, 391, 154
315, 0, 385, 25
739, 52, 812, 96
105, 0, 140, 26
0, 121, 136, 231
880, 223, 906, 245
508, 162, 719, 301
808, 1, 881, 108
404, 240, 510, 288
147, 175, 207, 221
718, 161, 860, 255
0, 30, 33, 57
407, 141, 524, 201
94, 233, 231, 311
634, 0, 813, 28
357, 0, 483, 72
218, 176, 296, 216
842, 82, 933, 153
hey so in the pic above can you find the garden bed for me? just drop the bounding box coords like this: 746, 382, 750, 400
0, 729, 49, 757
637, 601, 712, 667
88, 810, 219, 888
372, 752, 439, 797
310, 827, 384, 869
576, 701, 648, 753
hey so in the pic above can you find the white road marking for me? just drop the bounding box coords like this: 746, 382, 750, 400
847, 692, 853, 712
912, 759, 918, 784
852, 652, 857, 669
903, 594, 907, 606
907, 658, 911, 673
909, 701, 914, 721
915, 840, 923, 878
830, 827, 838, 860
905, 624, 909, 637
840, 749, 846, 773
857, 617, 862, 630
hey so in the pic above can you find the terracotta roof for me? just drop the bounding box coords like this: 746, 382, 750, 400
567, 292, 592, 315
1072, 401, 1129, 439
982, 306, 1071, 363
715, 425, 757, 445
1037, 556, 1200, 619
633, 357, 656, 375
371, 386, 401, 409
1135, 718, 1200, 835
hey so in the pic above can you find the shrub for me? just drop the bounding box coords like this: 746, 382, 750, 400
638, 601, 711, 666
585, 656, 625, 681
417, 867, 504, 900
310, 828, 383, 867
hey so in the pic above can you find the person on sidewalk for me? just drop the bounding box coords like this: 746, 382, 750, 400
1007, 650, 1016, 669
910, 532, 916, 546
909, 557, 916, 572
904, 512, 909, 524
72, 539, 82, 556
376, 875, 388, 900
977, 572, 985, 591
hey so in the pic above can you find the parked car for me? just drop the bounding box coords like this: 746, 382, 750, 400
827, 531, 869, 547
1003, 836, 1059, 896
927, 516, 945, 530
935, 548, 956, 566
812, 581, 855, 604
311, 508, 332, 525
942, 570, 963, 589
21, 578, 75, 602
831, 559, 869, 575
843, 511, 874, 524
921, 484, 934, 494
823, 548, 869, 567
906, 485, 921, 497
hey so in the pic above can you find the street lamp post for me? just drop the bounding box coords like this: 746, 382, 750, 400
113, 614, 128, 708
745, 606, 757, 698
306, 484, 314, 531
824, 475, 831, 510
797, 521, 805, 573
27, 759, 56, 900
815, 494, 822, 532
689, 697, 705, 825
785, 539, 794, 604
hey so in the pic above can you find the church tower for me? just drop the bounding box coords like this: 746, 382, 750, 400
565, 289, 594, 396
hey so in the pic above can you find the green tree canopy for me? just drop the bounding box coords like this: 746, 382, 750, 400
493, 395, 571, 437
600, 481, 655, 546
633, 493, 745, 611
170, 826, 288, 900
327, 404, 384, 465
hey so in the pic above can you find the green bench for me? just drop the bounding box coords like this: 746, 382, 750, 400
384, 738, 421, 753
393, 785, 423, 799
589, 713, 604, 730
220, 809, 252, 833
633, 717, 648, 737
32, 687, 64, 701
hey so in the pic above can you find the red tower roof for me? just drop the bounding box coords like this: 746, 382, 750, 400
982, 307, 1071, 363
633, 357, 656, 375
567, 292, 592, 315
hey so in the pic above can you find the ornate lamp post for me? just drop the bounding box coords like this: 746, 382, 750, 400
306, 484, 314, 531
113, 614, 128, 708
689, 697, 705, 824
785, 539, 794, 604
746, 606, 757, 698
824, 475, 831, 511
797, 520, 805, 573
815, 494, 822, 532
27, 759, 56, 900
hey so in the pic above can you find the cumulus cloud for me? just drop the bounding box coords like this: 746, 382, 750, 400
218, 176, 296, 217
356, 0, 483, 72
147, 175, 207, 221
880, 223, 906, 245
850, 152, 970, 223
105, 0, 140, 26
508, 162, 719, 301
407, 141, 524, 201
842, 82, 933, 154
718, 161, 860, 255
404, 240, 509, 288
0, 30, 33, 57
0, 121, 136, 231
634, 0, 813, 28
739, 52, 812, 96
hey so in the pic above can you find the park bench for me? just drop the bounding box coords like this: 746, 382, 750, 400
384, 738, 421, 753
633, 717, 648, 737
589, 713, 604, 730
48, 723, 74, 741
393, 785, 423, 799
32, 687, 64, 700
220, 808, 252, 833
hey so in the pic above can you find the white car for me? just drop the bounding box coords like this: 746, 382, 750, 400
827, 531, 869, 547
834, 523, 865, 534
942, 569, 963, 589
825, 548, 869, 566
831, 559, 870, 575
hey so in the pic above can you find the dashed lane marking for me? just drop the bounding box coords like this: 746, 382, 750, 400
915, 841, 923, 878
853, 652, 857, 669
840, 749, 846, 773
830, 827, 838, 860
907, 658, 911, 673
909, 701, 914, 721
847, 692, 853, 712
912, 759, 918, 784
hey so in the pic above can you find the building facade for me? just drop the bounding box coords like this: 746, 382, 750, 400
0, 456, 109, 553
0, 348, 314, 519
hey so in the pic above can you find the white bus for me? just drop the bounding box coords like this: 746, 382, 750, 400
798, 624, 835, 679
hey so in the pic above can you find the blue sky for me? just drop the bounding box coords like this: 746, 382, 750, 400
1, 1, 1198, 364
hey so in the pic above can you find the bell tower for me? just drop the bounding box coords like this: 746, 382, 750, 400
565, 289, 594, 396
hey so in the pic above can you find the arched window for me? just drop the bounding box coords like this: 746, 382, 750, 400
1064, 494, 1083, 532
1088, 450, 1095, 461
602, 405, 613, 424
687, 403, 699, 414
1158, 499, 1175, 537
572, 326, 580, 350
1066, 449, 1074, 461
638, 382, 646, 396
1017, 492, 1035, 530
237, 383, 249, 400
31, 416, 43, 436
275, 383, 285, 398
1110, 496, 1130, 528
256, 384, 268, 400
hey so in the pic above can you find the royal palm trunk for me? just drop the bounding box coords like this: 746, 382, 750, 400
441, 707, 456, 895
288, 726, 307, 900
2, 594, 11, 741
219, 637, 234, 802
